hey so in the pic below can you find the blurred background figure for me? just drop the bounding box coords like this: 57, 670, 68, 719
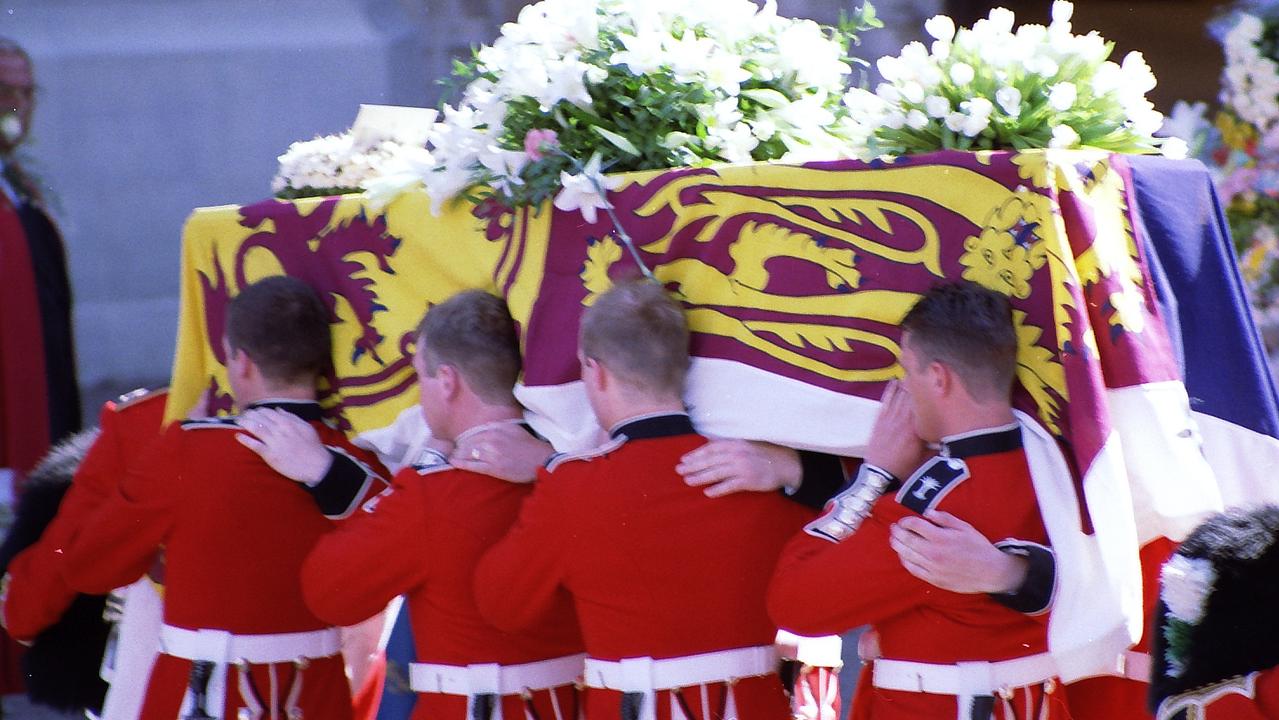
0, 37, 81, 490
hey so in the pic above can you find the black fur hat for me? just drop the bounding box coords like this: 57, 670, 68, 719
1149, 505, 1279, 710
0, 428, 109, 713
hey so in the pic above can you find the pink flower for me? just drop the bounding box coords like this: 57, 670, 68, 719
524, 128, 560, 161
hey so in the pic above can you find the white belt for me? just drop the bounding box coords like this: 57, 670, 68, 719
409, 653, 586, 696
872, 652, 1059, 696
160, 624, 341, 665
1120, 650, 1151, 682
583, 645, 778, 692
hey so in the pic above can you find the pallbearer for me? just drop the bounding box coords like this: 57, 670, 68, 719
62, 277, 386, 720
302, 290, 585, 720
768, 282, 1066, 720
476, 279, 812, 720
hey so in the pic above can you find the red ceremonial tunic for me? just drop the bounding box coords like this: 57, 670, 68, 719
2, 388, 166, 642
1154, 669, 1279, 719
475, 413, 813, 720
303, 439, 586, 720
62, 400, 385, 720
769, 425, 1065, 720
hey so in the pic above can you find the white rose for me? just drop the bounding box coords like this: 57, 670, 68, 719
944, 111, 967, 133
906, 109, 929, 130
884, 111, 907, 130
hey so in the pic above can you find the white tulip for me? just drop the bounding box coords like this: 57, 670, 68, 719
1049, 124, 1080, 148
949, 62, 975, 86
1048, 82, 1077, 111
906, 109, 929, 130
995, 86, 1022, 116
925, 95, 951, 118
987, 7, 1016, 35
924, 15, 956, 43
900, 81, 926, 105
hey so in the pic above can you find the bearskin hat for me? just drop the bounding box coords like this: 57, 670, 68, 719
0, 428, 109, 713
1149, 505, 1279, 710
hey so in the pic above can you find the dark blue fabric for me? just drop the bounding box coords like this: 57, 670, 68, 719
1128, 155, 1279, 439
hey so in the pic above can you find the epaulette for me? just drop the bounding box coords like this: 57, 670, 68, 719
179, 416, 241, 430
545, 436, 625, 472
111, 386, 168, 411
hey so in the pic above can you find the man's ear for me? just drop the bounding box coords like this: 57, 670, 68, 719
928, 359, 952, 398
436, 363, 461, 399
581, 355, 607, 393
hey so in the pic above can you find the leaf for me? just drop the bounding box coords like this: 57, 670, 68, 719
591, 126, 641, 157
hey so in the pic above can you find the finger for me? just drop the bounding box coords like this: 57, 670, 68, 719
896, 514, 947, 542
683, 467, 727, 488
236, 433, 267, 453
702, 476, 749, 498
922, 509, 972, 531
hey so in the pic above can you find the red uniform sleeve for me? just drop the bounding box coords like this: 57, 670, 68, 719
61, 425, 180, 595
3, 404, 125, 639
474, 468, 571, 632
767, 499, 934, 637
301, 468, 431, 627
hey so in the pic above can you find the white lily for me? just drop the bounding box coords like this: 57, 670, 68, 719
554, 153, 623, 224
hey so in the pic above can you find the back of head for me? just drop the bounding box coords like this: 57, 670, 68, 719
900, 281, 1017, 402
417, 290, 521, 404
226, 276, 331, 386
580, 280, 689, 397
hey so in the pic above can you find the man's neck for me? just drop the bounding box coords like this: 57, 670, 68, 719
443, 403, 525, 443
937, 403, 1017, 440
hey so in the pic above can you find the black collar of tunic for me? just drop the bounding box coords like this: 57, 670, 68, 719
610, 412, 696, 441
246, 400, 324, 422
940, 423, 1023, 459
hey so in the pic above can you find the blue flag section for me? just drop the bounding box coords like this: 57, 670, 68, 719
1129, 155, 1279, 438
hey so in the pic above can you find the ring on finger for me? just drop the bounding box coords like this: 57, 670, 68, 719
471, 447, 482, 461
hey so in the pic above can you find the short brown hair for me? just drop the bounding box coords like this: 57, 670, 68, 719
226, 276, 331, 385
416, 290, 520, 404
580, 280, 690, 396
900, 281, 1017, 401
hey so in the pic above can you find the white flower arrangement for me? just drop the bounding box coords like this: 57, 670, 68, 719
271, 132, 434, 201
851, 1, 1173, 155
1221, 12, 1279, 134
410, 0, 880, 217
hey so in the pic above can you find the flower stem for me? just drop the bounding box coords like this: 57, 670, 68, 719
553, 148, 657, 283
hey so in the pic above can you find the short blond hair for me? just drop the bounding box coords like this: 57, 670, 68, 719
416, 290, 520, 403
579, 280, 689, 396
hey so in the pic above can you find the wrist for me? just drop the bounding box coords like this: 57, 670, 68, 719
303, 449, 336, 486
990, 553, 1030, 594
